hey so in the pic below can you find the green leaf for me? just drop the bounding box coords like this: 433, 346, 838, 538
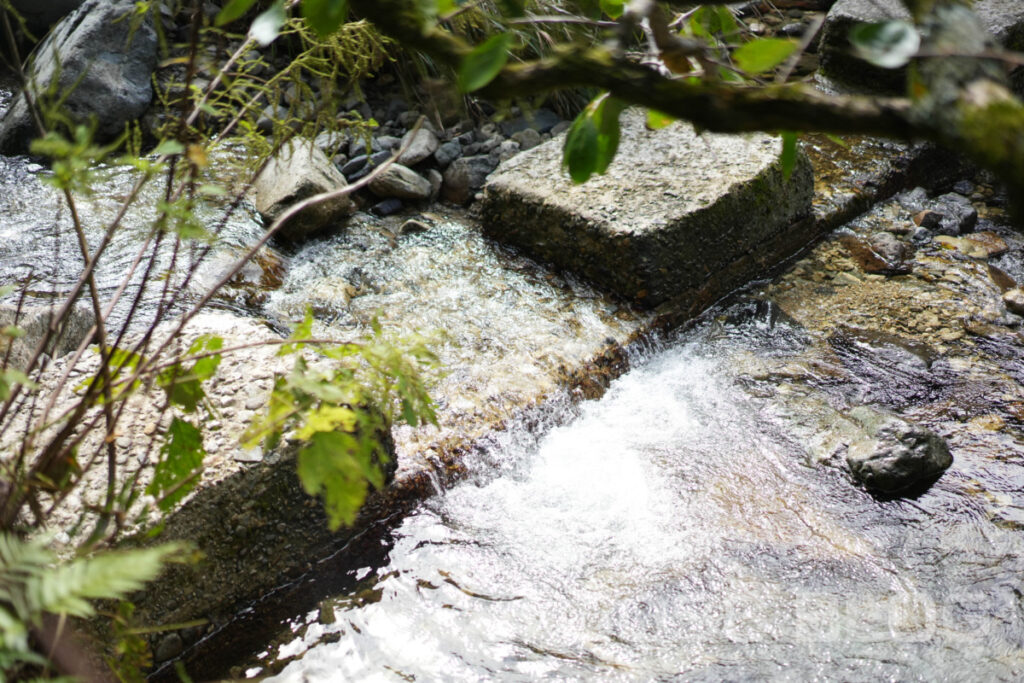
152, 140, 184, 157
297, 431, 388, 529
250, 0, 286, 46
562, 93, 626, 184
599, 0, 624, 18
215, 0, 258, 25
563, 114, 599, 184
733, 38, 797, 74
279, 307, 315, 356
849, 20, 920, 69
780, 131, 798, 182
147, 418, 205, 511
301, 0, 349, 38
646, 110, 675, 130
31, 544, 185, 618
457, 33, 513, 93
689, 6, 739, 40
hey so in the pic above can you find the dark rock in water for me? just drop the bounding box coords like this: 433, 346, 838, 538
839, 231, 914, 275
897, 187, 929, 213
0, 0, 158, 154
929, 193, 978, 236
442, 155, 498, 204
371, 198, 403, 216
952, 180, 975, 196
499, 108, 562, 136
845, 408, 953, 494
819, 0, 1024, 94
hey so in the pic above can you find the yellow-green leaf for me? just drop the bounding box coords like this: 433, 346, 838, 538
733, 38, 797, 74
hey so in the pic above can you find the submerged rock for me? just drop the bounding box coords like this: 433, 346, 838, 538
845, 408, 953, 493
249, 139, 354, 241
480, 109, 814, 308
0, 0, 157, 154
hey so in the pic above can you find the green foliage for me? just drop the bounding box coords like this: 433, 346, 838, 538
302, 0, 350, 37
0, 534, 185, 655
146, 418, 206, 512
245, 310, 437, 529
780, 131, 799, 182
599, 0, 624, 20
645, 110, 675, 130
458, 32, 514, 93
215, 0, 259, 26
849, 21, 921, 69
563, 93, 626, 184
733, 38, 797, 75
157, 335, 223, 414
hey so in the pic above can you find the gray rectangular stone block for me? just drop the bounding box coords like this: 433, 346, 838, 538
479, 110, 815, 309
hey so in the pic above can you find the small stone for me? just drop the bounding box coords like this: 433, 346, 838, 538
399, 219, 431, 235
368, 164, 432, 200
962, 231, 1009, 258
426, 168, 443, 200
930, 193, 979, 236
550, 121, 572, 136
511, 128, 542, 151
233, 447, 263, 463
244, 395, 264, 411
397, 127, 440, 166
433, 140, 462, 168
953, 179, 975, 196
934, 235, 990, 259
376, 135, 402, 151
442, 155, 498, 204
371, 198, 403, 216
154, 633, 184, 662
1003, 288, 1024, 315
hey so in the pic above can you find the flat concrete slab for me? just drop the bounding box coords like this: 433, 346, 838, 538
479, 110, 814, 309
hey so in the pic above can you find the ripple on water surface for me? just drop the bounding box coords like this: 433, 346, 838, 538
256, 316, 1024, 681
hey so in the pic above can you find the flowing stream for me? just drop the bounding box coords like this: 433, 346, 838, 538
243, 304, 1024, 681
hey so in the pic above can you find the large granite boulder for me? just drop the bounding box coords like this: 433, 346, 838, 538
0, 0, 158, 154
479, 109, 814, 309
819, 0, 1024, 93
249, 139, 355, 241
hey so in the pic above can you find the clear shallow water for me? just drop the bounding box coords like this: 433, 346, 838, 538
253, 312, 1024, 681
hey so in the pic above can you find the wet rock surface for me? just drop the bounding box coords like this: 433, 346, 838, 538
249, 139, 355, 240
846, 408, 953, 493
480, 110, 815, 308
